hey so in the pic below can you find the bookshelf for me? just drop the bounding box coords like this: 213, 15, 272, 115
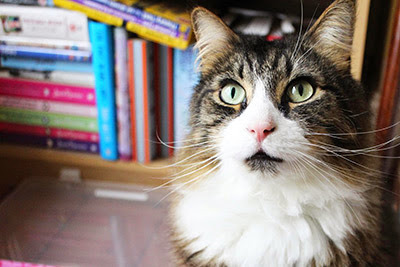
0, 0, 372, 194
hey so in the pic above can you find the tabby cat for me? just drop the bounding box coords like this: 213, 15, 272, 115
169, 0, 385, 266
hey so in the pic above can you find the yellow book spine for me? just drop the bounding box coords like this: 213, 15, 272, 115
126, 22, 192, 49
54, 0, 123, 27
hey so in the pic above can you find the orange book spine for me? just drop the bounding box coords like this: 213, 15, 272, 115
128, 40, 137, 161
142, 41, 151, 163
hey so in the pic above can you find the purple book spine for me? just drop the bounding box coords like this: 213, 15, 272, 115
70, 0, 180, 37
0, 132, 99, 154
114, 27, 131, 160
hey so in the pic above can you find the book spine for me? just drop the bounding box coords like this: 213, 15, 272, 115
0, 45, 92, 62
54, 0, 191, 49
0, 122, 99, 142
173, 46, 200, 146
132, 39, 155, 163
159, 44, 174, 157
54, 0, 123, 26
0, 132, 99, 154
0, 107, 98, 132
70, 0, 180, 35
0, 36, 91, 52
133, 39, 145, 163
0, 77, 96, 105
0, 69, 95, 88
0, 5, 89, 41
0, 0, 53, 6
128, 39, 137, 161
89, 21, 118, 160
114, 27, 131, 160
0, 95, 98, 117
0, 56, 93, 73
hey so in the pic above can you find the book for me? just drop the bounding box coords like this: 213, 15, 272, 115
0, 5, 89, 41
0, 95, 98, 117
173, 45, 200, 146
0, 0, 54, 6
157, 44, 174, 157
0, 77, 96, 105
89, 21, 118, 160
0, 69, 95, 87
0, 36, 91, 52
0, 106, 98, 132
53, 0, 193, 49
130, 38, 156, 163
1, 56, 93, 73
0, 122, 99, 142
0, 132, 99, 153
114, 27, 131, 160
127, 39, 137, 161
0, 45, 92, 62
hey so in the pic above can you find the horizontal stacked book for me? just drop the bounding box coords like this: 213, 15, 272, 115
0, 4, 101, 154
0, 1, 295, 163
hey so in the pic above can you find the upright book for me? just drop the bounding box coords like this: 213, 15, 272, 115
89, 21, 118, 160
173, 45, 200, 147
114, 27, 131, 160
157, 44, 174, 157
129, 38, 156, 163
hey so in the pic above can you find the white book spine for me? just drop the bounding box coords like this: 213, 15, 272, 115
0, 5, 89, 41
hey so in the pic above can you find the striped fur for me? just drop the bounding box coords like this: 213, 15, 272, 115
169, 1, 387, 266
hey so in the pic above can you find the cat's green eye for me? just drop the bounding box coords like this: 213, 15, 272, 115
287, 80, 315, 103
220, 83, 246, 105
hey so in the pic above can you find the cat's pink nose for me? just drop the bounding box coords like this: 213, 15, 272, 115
247, 123, 276, 142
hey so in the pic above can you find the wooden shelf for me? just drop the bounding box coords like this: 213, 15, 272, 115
0, 144, 172, 192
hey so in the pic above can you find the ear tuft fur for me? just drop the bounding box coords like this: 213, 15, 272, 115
305, 0, 356, 70
191, 7, 239, 73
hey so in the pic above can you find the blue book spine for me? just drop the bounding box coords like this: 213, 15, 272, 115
0, 45, 91, 62
0, 56, 93, 73
89, 21, 118, 160
173, 45, 200, 146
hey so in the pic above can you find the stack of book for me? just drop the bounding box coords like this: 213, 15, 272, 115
0, 3, 100, 155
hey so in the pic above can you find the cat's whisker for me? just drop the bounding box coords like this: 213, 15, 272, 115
290, 0, 304, 61
171, 154, 221, 178
302, 137, 400, 157
292, 150, 400, 197
139, 146, 219, 170
146, 153, 222, 193
306, 120, 400, 137
295, 154, 364, 226
152, 136, 214, 150
154, 162, 222, 206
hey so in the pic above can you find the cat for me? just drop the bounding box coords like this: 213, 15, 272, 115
169, 0, 386, 266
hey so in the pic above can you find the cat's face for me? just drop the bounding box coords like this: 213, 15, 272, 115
183, 0, 371, 180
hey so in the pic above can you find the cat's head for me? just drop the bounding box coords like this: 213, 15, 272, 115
180, 0, 372, 182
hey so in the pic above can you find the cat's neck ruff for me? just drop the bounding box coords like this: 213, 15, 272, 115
173, 160, 366, 267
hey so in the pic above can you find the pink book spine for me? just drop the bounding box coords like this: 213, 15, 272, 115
0, 77, 96, 105
0, 95, 98, 117
0, 122, 99, 142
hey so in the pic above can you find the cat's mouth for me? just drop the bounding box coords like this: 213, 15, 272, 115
245, 151, 283, 172
247, 151, 283, 163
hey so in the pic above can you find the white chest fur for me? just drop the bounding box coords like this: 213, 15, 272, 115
173, 163, 363, 267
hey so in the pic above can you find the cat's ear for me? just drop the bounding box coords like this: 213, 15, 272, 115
191, 7, 239, 72
305, 0, 355, 70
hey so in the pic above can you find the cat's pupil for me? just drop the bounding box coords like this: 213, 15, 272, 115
298, 84, 304, 96
231, 87, 236, 99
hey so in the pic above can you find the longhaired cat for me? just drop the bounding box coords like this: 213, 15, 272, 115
169, 0, 386, 266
